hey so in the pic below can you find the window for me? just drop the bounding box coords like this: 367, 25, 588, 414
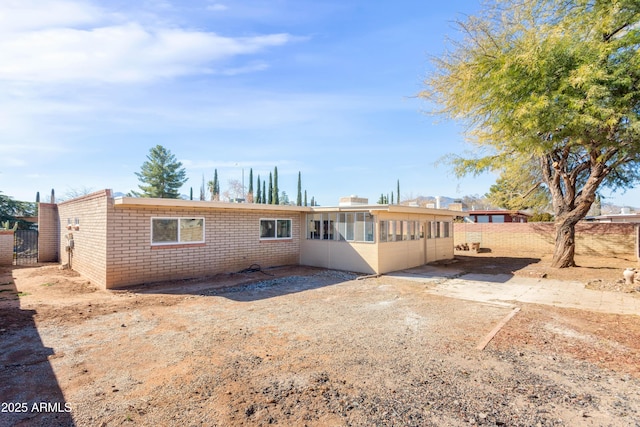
364, 213, 375, 242
379, 220, 422, 243
380, 220, 389, 242
306, 213, 375, 243
432, 221, 440, 238
324, 213, 336, 240
442, 221, 450, 238
152, 218, 204, 245
406, 221, 414, 241
308, 214, 321, 239
345, 213, 355, 241
336, 213, 347, 241
260, 219, 292, 240
426, 221, 451, 239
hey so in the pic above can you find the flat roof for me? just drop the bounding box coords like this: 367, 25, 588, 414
467, 210, 530, 216
113, 197, 465, 216
113, 197, 313, 212
310, 204, 466, 216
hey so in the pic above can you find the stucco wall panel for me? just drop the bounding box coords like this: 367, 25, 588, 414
378, 239, 424, 274
300, 240, 378, 274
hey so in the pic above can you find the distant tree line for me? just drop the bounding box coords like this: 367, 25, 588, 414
134, 145, 314, 205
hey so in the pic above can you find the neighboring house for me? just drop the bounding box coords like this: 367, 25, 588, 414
39, 189, 463, 289
467, 210, 530, 223
585, 212, 640, 223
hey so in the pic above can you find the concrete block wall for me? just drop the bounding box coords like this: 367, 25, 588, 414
0, 231, 14, 266
57, 190, 111, 287
106, 206, 302, 288
38, 203, 59, 262
454, 222, 637, 257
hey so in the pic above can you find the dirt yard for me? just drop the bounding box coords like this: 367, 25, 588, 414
1, 253, 639, 426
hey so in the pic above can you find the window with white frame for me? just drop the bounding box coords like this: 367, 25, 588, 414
306, 213, 374, 242
151, 218, 204, 245
442, 221, 451, 238
260, 219, 292, 240
379, 220, 422, 242
426, 221, 452, 239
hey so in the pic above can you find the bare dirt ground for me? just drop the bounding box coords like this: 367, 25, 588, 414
1, 253, 639, 426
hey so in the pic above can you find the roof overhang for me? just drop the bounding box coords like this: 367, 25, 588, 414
310, 204, 467, 217
113, 197, 467, 217
113, 197, 313, 212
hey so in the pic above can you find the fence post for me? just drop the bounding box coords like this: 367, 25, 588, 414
0, 230, 14, 266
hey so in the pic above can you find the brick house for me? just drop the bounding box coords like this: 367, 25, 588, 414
39, 189, 462, 289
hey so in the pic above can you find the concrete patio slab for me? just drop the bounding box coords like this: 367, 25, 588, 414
386, 270, 640, 316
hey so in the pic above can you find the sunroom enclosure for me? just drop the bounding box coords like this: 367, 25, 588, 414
300, 206, 457, 274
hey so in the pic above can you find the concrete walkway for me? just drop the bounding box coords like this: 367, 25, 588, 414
387, 266, 640, 316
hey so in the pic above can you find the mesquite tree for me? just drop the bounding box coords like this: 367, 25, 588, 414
422, 0, 640, 267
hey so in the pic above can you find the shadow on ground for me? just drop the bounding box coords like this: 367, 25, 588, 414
125, 266, 359, 302
0, 266, 75, 426
415, 255, 544, 283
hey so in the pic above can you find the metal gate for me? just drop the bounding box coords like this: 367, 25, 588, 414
14, 230, 38, 265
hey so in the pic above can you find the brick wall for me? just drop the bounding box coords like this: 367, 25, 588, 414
106, 206, 302, 288
454, 222, 638, 257
38, 203, 59, 262
0, 231, 14, 266
57, 190, 111, 287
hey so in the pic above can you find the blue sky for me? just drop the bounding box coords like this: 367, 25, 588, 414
1, 0, 638, 207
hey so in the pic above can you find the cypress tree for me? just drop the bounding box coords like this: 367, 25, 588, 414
208, 169, 220, 201
397, 179, 400, 204
256, 174, 261, 203
262, 181, 267, 204
268, 173, 273, 204
304, 190, 308, 207
296, 171, 302, 206
273, 167, 279, 205
248, 168, 254, 202
190, 187, 193, 200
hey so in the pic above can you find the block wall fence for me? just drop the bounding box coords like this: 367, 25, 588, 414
38, 203, 59, 262
454, 222, 639, 258
0, 231, 14, 266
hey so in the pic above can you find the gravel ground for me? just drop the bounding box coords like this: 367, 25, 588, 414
1, 263, 639, 426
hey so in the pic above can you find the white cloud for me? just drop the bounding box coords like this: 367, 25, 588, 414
207, 3, 228, 12
0, 1, 295, 84
0, 0, 104, 32
220, 61, 270, 75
